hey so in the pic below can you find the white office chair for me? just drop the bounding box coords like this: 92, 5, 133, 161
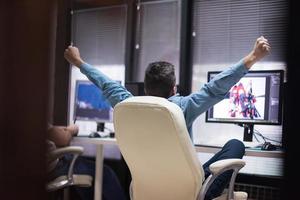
46, 146, 92, 200
114, 96, 247, 200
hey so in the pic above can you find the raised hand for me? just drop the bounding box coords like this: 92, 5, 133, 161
244, 36, 271, 69
64, 45, 84, 68
252, 36, 271, 61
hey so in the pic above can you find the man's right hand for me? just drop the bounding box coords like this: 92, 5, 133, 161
47, 124, 79, 147
244, 36, 271, 69
64, 46, 84, 68
66, 124, 79, 136
252, 36, 270, 61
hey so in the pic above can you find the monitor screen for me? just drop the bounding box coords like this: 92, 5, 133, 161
74, 80, 113, 123
124, 82, 181, 96
125, 82, 145, 96
206, 70, 284, 125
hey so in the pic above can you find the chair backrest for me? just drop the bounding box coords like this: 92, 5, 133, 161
114, 96, 204, 200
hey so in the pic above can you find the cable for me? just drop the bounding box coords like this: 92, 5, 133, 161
104, 126, 115, 134
252, 132, 260, 143
253, 129, 281, 144
235, 123, 282, 144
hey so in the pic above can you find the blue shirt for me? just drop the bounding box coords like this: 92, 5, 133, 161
80, 60, 248, 139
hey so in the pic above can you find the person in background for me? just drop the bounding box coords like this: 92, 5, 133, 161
64, 36, 270, 199
47, 124, 127, 200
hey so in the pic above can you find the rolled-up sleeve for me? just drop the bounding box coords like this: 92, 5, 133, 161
181, 59, 249, 127
80, 63, 133, 107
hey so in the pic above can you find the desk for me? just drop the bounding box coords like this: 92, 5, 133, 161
195, 145, 284, 177
195, 145, 284, 158
71, 137, 117, 200
71, 138, 284, 199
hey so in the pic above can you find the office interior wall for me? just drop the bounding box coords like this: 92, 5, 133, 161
51, 0, 299, 197
191, 0, 288, 146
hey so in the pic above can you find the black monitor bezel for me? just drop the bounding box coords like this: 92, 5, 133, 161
125, 82, 145, 96
205, 69, 284, 126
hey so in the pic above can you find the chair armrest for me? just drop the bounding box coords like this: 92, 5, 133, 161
198, 159, 245, 200
48, 146, 84, 162
209, 159, 245, 175
47, 146, 84, 191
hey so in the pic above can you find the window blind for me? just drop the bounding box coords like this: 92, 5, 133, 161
72, 5, 127, 66
134, 0, 181, 82
192, 0, 288, 66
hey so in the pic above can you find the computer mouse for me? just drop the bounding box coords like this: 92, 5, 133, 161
261, 142, 276, 151
88, 131, 101, 138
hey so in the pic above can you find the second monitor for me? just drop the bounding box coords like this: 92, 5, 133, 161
125, 82, 145, 96
74, 80, 113, 133
206, 70, 284, 141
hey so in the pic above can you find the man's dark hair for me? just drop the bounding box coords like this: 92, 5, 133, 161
144, 61, 176, 98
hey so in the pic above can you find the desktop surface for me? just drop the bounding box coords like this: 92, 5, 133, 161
195, 144, 284, 177
195, 140, 283, 151
71, 136, 119, 159
75, 120, 115, 138
76, 131, 114, 139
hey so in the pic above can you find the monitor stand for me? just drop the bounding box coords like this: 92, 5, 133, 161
243, 124, 254, 142
97, 122, 105, 132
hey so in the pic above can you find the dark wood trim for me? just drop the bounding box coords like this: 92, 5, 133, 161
52, 0, 72, 125
179, 0, 193, 96
125, 0, 137, 82
0, 0, 56, 199
283, 0, 300, 199
74, 0, 127, 10
131, 0, 141, 82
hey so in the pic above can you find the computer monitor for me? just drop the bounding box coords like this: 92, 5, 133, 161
206, 70, 284, 141
74, 80, 113, 131
125, 82, 145, 96
125, 82, 181, 96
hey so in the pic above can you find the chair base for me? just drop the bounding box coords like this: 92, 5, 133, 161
47, 175, 93, 191
213, 191, 248, 200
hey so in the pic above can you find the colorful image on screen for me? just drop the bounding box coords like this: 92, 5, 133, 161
206, 70, 283, 125
213, 77, 266, 120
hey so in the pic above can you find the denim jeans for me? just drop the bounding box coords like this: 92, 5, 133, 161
202, 139, 245, 200
49, 155, 127, 200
